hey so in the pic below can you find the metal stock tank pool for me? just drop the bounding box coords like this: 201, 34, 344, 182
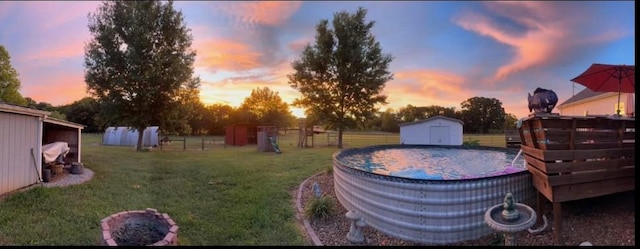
333, 144, 535, 245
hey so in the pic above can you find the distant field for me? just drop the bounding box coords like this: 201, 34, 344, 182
128, 132, 510, 151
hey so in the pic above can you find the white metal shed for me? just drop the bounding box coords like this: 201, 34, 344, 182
102, 126, 159, 147
1, 102, 84, 196
399, 115, 464, 145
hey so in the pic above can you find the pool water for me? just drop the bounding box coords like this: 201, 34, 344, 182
338, 147, 526, 180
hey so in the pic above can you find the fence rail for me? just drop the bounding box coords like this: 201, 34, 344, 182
94, 132, 510, 151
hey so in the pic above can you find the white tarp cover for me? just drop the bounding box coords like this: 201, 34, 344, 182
42, 142, 70, 164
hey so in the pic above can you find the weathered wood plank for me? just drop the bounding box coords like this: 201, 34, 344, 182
552, 176, 635, 202
538, 147, 634, 161
574, 131, 619, 141
523, 154, 549, 173
623, 132, 635, 140
524, 157, 634, 175
541, 143, 634, 150
547, 167, 635, 186
527, 164, 554, 201
573, 142, 633, 150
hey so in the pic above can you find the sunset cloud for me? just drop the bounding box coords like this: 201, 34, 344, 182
453, 2, 562, 81
194, 37, 264, 72
213, 1, 303, 29
198, 58, 300, 106
453, 1, 631, 84
383, 69, 471, 110
19, 71, 87, 106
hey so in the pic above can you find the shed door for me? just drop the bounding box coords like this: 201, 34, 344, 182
429, 126, 450, 145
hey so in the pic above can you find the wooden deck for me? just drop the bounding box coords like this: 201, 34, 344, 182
518, 114, 635, 244
505, 128, 522, 148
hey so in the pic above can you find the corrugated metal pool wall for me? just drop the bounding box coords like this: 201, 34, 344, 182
333, 147, 536, 245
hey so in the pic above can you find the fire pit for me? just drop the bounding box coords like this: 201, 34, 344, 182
100, 208, 178, 246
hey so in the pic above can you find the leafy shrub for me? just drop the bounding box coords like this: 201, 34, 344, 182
325, 165, 334, 174
304, 195, 335, 220
463, 140, 480, 146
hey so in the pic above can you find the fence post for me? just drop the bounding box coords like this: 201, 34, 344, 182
183, 136, 186, 150
202, 136, 204, 150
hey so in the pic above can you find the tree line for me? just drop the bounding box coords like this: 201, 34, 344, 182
4, 91, 517, 135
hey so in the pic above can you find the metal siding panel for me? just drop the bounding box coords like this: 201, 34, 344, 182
77, 129, 82, 163
0, 112, 39, 195
1, 112, 9, 194
24, 115, 39, 189
334, 148, 535, 244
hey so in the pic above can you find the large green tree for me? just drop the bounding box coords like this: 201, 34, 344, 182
23, 97, 67, 120
459, 96, 506, 133
504, 113, 518, 130
379, 108, 400, 132
203, 103, 234, 135
84, 0, 200, 150
59, 97, 101, 132
288, 7, 393, 148
0, 45, 27, 106
396, 104, 427, 123
238, 87, 296, 128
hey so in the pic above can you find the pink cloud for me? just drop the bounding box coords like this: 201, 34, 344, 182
198, 59, 302, 107
20, 39, 87, 62
453, 8, 558, 80
18, 2, 100, 30
200, 79, 297, 108
452, 2, 628, 83
20, 72, 88, 106
193, 37, 264, 72
381, 69, 472, 111
287, 37, 313, 55
214, 1, 303, 29
6, 2, 100, 63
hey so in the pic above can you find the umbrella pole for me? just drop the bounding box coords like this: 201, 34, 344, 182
616, 79, 621, 116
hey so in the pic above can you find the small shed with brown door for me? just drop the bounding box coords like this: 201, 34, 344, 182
224, 124, 258, 146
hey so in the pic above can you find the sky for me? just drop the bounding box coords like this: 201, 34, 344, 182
0, 1, 635, 119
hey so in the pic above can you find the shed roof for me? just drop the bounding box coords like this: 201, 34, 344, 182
44, 117, 85, 129
557, 88, 615, 109
224, 123, 256, 128
1, 102, 85, 129
0, 102, 50, 117
399, 115, 464, 127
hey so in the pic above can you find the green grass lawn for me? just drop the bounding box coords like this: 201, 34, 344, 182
0, 132, 507, 245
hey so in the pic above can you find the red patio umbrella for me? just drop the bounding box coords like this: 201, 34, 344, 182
570, 63, 635, 116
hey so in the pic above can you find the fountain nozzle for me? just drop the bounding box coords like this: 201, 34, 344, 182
501, 192, 520, 222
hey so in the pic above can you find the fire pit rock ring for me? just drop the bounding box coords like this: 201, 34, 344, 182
100, 208, 179, 246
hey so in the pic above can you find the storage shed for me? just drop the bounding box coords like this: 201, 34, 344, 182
224, 124, 257, 146
102, 126, 159, 147
399, 115, 464, 145
257, 126, 277, 152
1, 102, 84, 196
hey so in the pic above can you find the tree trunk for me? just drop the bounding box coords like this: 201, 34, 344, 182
136, 127, 145, 152
337, 126, 343, 149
